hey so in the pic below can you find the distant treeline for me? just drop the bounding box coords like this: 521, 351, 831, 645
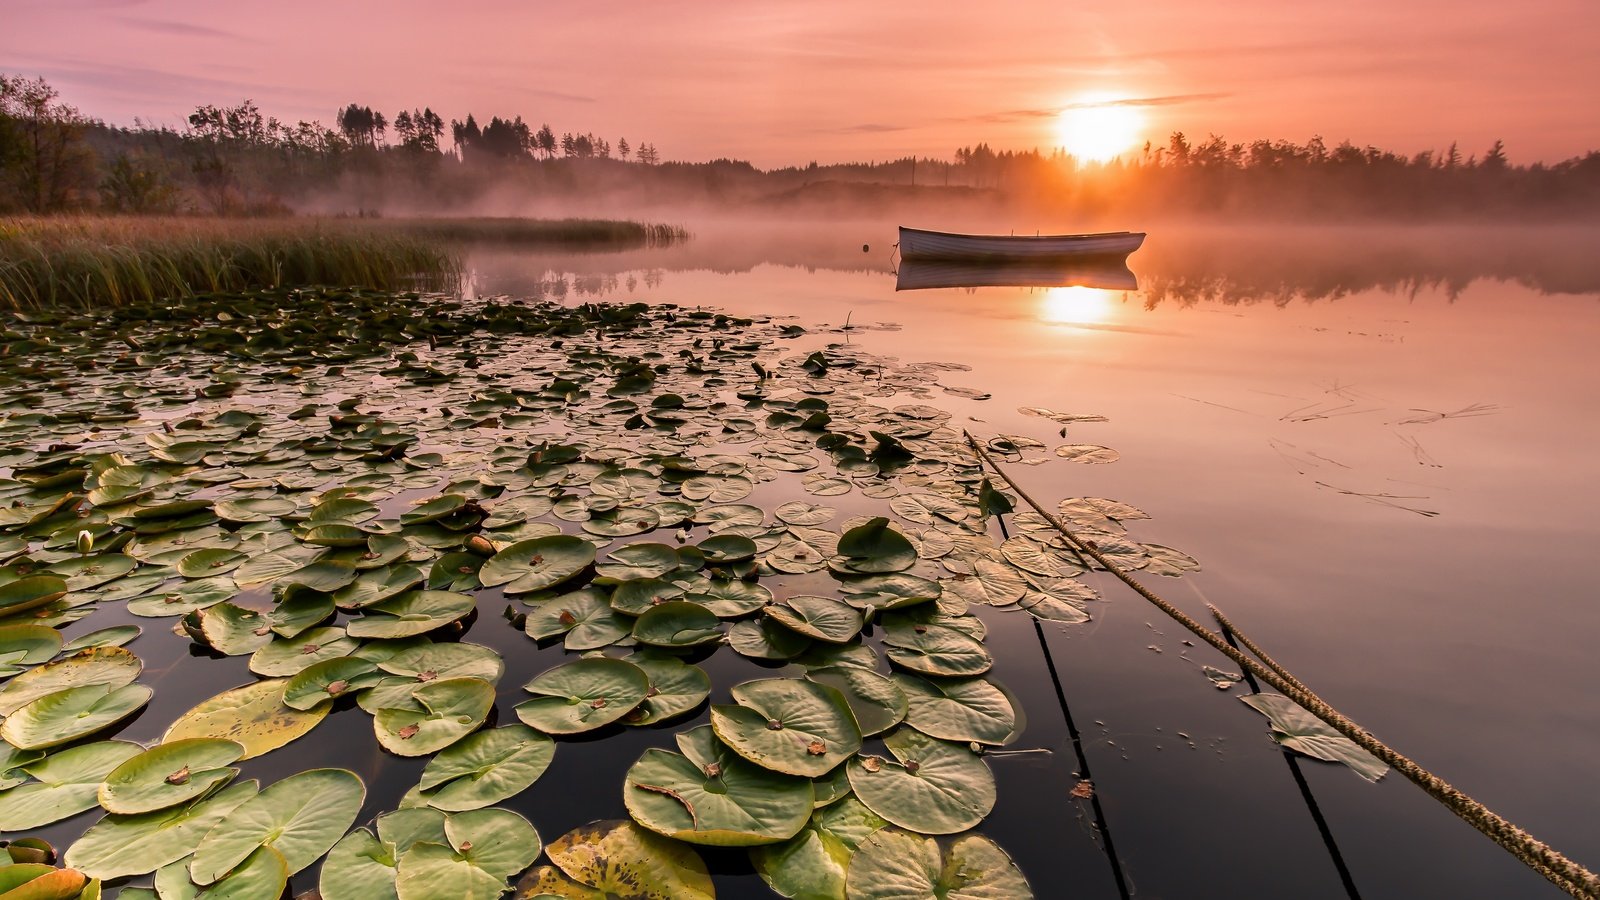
4, 73, 1600, 220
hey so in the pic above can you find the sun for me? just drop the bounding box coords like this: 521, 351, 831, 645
1041, 286, 1118, 325
1055, 96, 1144, 162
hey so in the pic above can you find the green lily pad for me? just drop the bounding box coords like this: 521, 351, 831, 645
247, 626, 357, 677
98, 738, 245, 815
833, 518, 916, 574
844, 829, 1033, 899
624, 724, 813, 846
348, 590, 475, 639
66, 780, 260, 879
515, 658, 649, 735
1, 682, 153, 749
127, 577, 236, 617
518, 819, 713, 900
696, 534, 757, 564
410, 724, 555, 812
941, 560, 1027, 607
1240, 694, 1390, 781
893, 674, 1018, 746
750, 797, 889, 900
333, 564, 426, 609
684, 579, 771, 618
175, 549, 246, 579
775, 502, 835, 527
0, 740, 141, 830
882, 624, 993, 677
191, 844, 290, 899
318, 828, 396, 900
50, 554, 137, 591
836, 573, 942, 613
282, 656, 384, 710
189, 767, 365, 883
0, 575, 69, 618
727, 617, 812, 660
164, 678, 328, 759
710, 678, 863, 777
765, 596, 863, 644
848, 728, 995, 834
374, 677, 495, 756
393, 808, 542, 899
479, 535, 595, 594
59, 625, 141, 654
806, 666, 908, 737
188, 603, 273, 656
622, 654, 711, 726
0, 624, 62, 677
593, 543, 680, 583
360, 642, 505, 712
523, 588, 632, 650
631, 601, 722, 648
607, 578, 686, 616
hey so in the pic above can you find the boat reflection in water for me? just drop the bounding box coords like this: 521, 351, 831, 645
893, 257, 1138, 292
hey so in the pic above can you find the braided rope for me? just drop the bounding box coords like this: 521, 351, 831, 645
965, 432, 1600, 899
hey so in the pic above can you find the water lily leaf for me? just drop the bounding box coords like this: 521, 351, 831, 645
189, 603, 272, 656
192, 844, 289, 899
516, 658, 649, 734
247, 626, 356, 677
164, 678, 327, 759
524, 819, 713, 900
836, 573, 941, 613
607, 578, 686, 616
360, 642, 505, 712
592, 543, 680, 583
775, 502, 835, 527
848, 728, 995, 834
174, 549, 246, 579
631, 601, 722, 647
98, 738, 245, 815
941, 560, 1026, 608
805, 666, 908, 738
696, 534, 757, 564
189, 767, 364, 883
888, 493, 969, 527
0, 624, 62, 676
232, 544, 323, 588
333, 564, 426, 609
621, 654, 711, 726
214, 497, 296, 524
727, 617, 812, 661
801, 475, 852, 497
279, 559, 359, 593
750, 797, 889, 900
394, 810, 539, 900
50, 554, 137, 591
0, 740, 141, 830
66, 780, 260, 879
765, 596, 863, 644
0, 575, 69, 618
0, 864, 86, 899
893, 674, 1017, 746
524, 588, 631, 650
581, 506, 661, 538
1, 682, 152, 749
283, 656, 384, 710
1054, 444, 1120, 463
411, 724, 554, 812
624, 724, 813, 846
833, 518, 916, 574
710, 678, 862, 777
59, 625, 141, 654
845, 829, 1032, 899
479, 535, 595, 594
126, 577, 235, 618
348, 590, 475, 639
684, 579, 771, 618
681, 475, 752, 503
318, 828, 395, 900
882, 624, 992, 677
374, 677, 495, 756
1240, 694, 1389, 781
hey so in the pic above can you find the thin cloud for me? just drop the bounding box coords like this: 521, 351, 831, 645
115, 17, 246, 41
829, 123, 911, 134
979, 93, 1232, 122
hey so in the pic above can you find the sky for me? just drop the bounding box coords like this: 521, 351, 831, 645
4, 0, 1598, 168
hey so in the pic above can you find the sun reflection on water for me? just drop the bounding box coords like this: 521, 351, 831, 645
1040, 286, 1120, 324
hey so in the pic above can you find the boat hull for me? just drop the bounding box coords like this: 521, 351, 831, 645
898, 226, 1145, 262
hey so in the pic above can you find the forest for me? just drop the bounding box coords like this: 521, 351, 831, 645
4, 73, 1600, 220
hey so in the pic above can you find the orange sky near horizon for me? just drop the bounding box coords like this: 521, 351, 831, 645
5, 0, 1598, 168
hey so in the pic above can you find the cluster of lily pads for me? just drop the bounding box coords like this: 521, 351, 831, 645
0, 288, 1200, 898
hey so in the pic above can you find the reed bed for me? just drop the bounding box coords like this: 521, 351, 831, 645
0, 216, 689, 310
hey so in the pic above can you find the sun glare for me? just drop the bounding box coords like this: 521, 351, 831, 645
1041, 286, 1119, 325
1055, 96, 1144, 162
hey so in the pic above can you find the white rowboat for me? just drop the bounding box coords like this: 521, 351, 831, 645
898, 226, 1145, 262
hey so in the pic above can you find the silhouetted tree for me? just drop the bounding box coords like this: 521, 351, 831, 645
0, 74, 96, 211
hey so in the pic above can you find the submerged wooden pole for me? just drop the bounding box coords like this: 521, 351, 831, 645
964, 431, 1600, 900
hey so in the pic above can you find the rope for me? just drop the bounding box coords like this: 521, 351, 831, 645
964, 431, 1600, 899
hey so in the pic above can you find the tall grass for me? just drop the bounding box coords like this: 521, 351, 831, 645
0, 216, 690, 310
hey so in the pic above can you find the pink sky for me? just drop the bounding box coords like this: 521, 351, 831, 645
5, 0, 1597, 167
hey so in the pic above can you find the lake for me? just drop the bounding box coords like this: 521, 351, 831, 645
458, 220, 1600, 898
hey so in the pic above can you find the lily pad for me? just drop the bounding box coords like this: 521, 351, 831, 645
631, 601, 722, 648
845, 829, 1033, 899
98, 738, 245, 815
393, 808, 542, 899
524, 588, 631, 650
684, 579, 771, 618
893, 674, 1018, 746
479, 535, 596, 594
374, 677, 495, 756
516, 658, 649, 735
765, 596, 863, 644
848, 728, 995, 834
521, 819, 713, 900
189, 767, 365, 883
0, 647, 141, 716
348, 590, 475, 639
247, 626, 357, 677
1, 682, 153, 749
59, 625, 141, 653
66, 779, 260, 879
410, 724, 555, 812
624, 724, 813, 846
882, 623, 993, 677
622, 654, 711, 726
832, 517, 917, 574
0, 740, 141, 830
710, 678, 863, 778
593, 543, 680, 583
0, 624, 62, 677
164, 678, 328, 759
806, 666, 908, 737
282, 656, 384, 710
750, 798, 889, 900
1241, 694, 1389, 782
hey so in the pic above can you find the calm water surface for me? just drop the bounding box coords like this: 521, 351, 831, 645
460, 222, 1600, 899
